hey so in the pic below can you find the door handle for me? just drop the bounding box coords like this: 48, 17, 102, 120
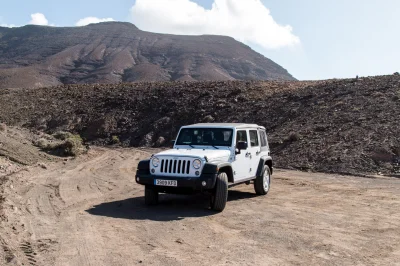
256, 150, 260, 155
245, 152, 251, 157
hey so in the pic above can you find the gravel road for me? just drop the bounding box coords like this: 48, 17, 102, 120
1, 147, 399, 265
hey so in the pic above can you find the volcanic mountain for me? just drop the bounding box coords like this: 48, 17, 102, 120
0, 22, 295, 89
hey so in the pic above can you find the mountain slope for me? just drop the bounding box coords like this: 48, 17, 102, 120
0, 22, 295, 89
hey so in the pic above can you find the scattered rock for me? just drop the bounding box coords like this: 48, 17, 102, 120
155, 136, 166, 147
175, 239, 184, 244
38, 163, 47, 169
203, 115, 215, 122
140, 133, 154, 147
287, 132, 301, 142
0, 123, 6, 132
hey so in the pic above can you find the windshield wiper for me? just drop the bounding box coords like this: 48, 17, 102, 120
211, 145, 219, 149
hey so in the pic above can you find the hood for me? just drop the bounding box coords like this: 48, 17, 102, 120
156, 148, 231, 162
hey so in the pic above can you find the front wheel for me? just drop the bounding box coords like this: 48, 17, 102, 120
145, 186, 159, 205
210, 172, 228, 212
254, 165, 271, 195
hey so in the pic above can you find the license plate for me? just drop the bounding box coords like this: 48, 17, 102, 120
155, 179, 177, 187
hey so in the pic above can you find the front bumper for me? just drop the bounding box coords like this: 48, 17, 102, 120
135, 160, 219, 193
135, 172, 217, 192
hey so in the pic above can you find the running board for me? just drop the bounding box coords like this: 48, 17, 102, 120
228, 176, 257, 188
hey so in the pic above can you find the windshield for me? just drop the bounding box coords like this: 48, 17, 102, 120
176, 128, 233, 147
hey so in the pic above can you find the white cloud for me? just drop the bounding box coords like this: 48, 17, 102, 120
75, 17, 115, 27
0, 23, 16, 28
29, 13, 49, 26
130, 0, 300, 49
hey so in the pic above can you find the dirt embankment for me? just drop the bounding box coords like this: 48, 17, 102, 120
0, 147, 399, 265
0, 75, 400, 175
0, 125, 59, 176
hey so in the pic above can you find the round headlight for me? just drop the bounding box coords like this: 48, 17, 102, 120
193, 159, 202, 169
152, 157, 160, 167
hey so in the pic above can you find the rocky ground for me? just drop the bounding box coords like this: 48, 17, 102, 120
1, 74, 399, 175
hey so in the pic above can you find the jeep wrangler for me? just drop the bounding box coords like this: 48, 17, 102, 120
135, 123, 273, 212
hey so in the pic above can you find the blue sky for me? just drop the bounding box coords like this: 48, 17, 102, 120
1, 0, 399, 80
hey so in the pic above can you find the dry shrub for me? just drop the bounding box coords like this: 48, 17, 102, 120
111, 135, 120, 144
35, 132, 86, 157
60, 135, 86, 156
53, 131, 74, 141
35, 138, 50, 149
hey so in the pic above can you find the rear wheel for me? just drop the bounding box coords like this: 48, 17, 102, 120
145, 186, 159, 205
254, 165, 271, 195
210, 172, 228, 212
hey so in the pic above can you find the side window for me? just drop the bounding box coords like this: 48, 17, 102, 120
236, 130, 248, 145
249, 130, 259, 147
260, 131, 267, 147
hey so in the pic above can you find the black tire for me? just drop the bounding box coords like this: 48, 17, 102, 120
254, 165, 271, 195
210, 172, 228, 212
145, 186, 159, 205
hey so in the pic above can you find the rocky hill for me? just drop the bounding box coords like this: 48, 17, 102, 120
0, 74, 399, 175
0, 22, 294, 89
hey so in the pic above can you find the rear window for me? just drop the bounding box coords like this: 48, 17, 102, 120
260, 131, 267, 147
249, 130, 259, 147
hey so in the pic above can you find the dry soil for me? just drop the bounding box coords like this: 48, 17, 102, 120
0, 147, 399, 266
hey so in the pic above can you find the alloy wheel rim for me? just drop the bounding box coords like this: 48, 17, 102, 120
263, 169, 270, 191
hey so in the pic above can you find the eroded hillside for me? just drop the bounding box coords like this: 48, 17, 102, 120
0, 22, 294, 89
0, 75, 399, 175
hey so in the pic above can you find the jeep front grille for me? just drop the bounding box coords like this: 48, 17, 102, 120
160, 159, 191, 174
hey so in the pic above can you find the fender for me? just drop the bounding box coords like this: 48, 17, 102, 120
201, 162, 233, 173
136, 159, 150, 176
256, 156, 273, 177
202, 162, 234, 183
137, 159, 150, 170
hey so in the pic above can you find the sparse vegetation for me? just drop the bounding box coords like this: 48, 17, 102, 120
35, 138, 50, 149
111, 135, 120, 144
53, 131, 74, 141
35, 132, 86, 157
61, 135, 86, 156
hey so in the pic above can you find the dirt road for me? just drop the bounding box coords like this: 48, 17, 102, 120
0, 147, 399, 266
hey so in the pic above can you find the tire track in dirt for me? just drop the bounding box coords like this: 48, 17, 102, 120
1, 147, 150, 265
1, 148, 399, 265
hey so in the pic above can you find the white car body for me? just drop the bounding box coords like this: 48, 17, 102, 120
149, 123, 272, 184
136, 123, 273, 211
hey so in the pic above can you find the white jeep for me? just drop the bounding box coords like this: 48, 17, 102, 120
135, 123, 273, 212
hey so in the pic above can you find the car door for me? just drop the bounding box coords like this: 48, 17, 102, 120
248, 129, 261, 177
231, 129, 252, 182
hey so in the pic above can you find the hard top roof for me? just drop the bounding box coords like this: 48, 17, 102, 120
184, 123, 265, 129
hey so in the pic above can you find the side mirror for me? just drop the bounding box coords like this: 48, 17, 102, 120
237, 141, 248, 150
235, 141, 248, 154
